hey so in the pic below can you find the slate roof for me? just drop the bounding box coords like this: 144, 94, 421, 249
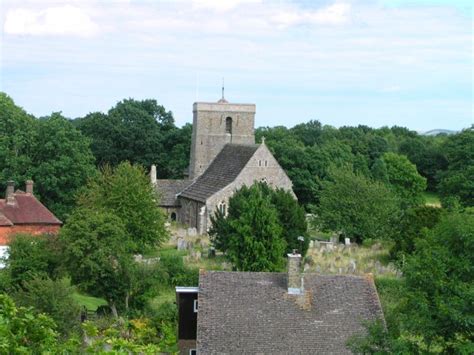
155, 180, 192, 207
0, 192, 62, 225
197, 271, 384, 354
179, 144, 260, 202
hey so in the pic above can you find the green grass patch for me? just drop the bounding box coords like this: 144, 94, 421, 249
72, 292, 108, 311
422, 192, 441, 206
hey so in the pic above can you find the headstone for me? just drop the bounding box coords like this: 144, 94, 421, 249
344, 237, 351, 246
309, 240, 314, 249
133, 254, 143, 262
303, 263, 310, 272
208, 247, 216, 258
330, 236, 339, 244
349, 259, 357, 273
191, 250, 201, 261
315, 265, 322, 273
187, 227, 197, 237
177, 238, 187, 250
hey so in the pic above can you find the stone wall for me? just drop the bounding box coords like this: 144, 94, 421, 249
189, 102, 256, 179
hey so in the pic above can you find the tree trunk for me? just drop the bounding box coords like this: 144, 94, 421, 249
110, 302, 118, 318
125, 293, 129, 311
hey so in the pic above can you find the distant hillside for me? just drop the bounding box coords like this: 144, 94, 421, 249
422, 129, 458, 136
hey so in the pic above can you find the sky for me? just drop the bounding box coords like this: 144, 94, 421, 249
0, 0, 472, 131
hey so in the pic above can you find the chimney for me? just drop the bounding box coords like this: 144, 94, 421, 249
287, 250, 303, 295
5, 181, 15, 205
26, 180, 34, 195
150, 165, 157, 185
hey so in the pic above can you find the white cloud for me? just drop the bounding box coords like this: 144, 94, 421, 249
3, 5, 100, 37
271, 2, 351, 28
191, 0, 262, 12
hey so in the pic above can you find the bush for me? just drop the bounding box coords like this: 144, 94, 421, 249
159, 254, 199, 287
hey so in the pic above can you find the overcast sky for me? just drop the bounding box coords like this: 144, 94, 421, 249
1, 0, 472, 131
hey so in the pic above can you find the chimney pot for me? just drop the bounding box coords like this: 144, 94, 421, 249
287, 252, 303, 295
6, 181, 15, 205
26, 180, 34, 195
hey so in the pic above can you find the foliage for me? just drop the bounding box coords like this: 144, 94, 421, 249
12, 277, 81, 336
391, 205, 442, 257
438, 128, 474, 206
31, 113, 96, 219
159, 254, 199, 287
210, 183, 287, 271
381, 152, 427, 208
78, 161, 168, 253
0, 94, 96, 220
60, 208, 133, 315
0, 293, 60, 353
399, 212, 474, 353
316, 167, 401, 243
5, 233, 62, 288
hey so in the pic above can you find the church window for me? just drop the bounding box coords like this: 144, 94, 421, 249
264, 160, 268, 167
225, 117, 232, 134
259, 160, 262, 167
219, 202, 227, 215
170, 212, 177, 221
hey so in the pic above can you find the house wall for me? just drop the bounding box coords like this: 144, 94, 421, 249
189, 102, 256, 179
204, 144, 294, 232
0, 225, 60, 245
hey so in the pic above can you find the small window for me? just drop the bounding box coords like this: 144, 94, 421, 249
189, 350, 197, 355
225, 117, 232, 134
219, 202, 226, 215
264, 160, 268, 167
170, 212, 177, 221
193, 299, 198, 313
258, 160, 262, 167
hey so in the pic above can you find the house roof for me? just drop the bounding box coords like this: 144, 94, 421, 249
0, 192, 62, 225
197, 271, 384, 354
155, 179, 192, 207
179, 144, 260, 202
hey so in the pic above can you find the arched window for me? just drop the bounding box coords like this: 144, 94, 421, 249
170, 212, 177, 221
219, 201, 227, 215
225, 117, 232, 134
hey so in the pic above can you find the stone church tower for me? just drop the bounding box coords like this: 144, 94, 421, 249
188, 98, 256, 179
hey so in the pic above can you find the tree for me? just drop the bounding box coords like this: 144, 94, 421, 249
60, 208, 133, 316
399, 212, 474, 353
0, 93, 37, 195
382, 152, 427, 208
12, 277, 81, 336
316, 167, 400, 243
31, 113, 96, 219
209, 183, 286, 272
5, 233, 62, 288
78, 162, 168, 253
438, 128, 474, 207
0, 294, 60, 353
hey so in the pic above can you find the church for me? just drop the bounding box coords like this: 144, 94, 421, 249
152, 96, 294, 234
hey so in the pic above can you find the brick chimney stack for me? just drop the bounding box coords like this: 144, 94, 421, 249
150, 165, 157, 185
26, 180, 34, 195
287, 250, 303, 295
6, 181, 15, 205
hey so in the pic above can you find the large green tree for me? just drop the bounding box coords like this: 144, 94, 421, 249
381, 152, 427, 208
78, 162, 168, 253
437, 128, 474, 207
316, 167, 401, 243
31, 113, 96, 219
60, 208, 133, 316
209, 183, 287, 272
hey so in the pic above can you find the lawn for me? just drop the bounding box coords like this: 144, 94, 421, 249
72, 292, 108, 311
422, 192, 441, 207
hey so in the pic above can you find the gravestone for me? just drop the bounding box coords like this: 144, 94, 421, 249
177, 238, 187, 250
344, 238, 351, 246
187, 227, 197, 237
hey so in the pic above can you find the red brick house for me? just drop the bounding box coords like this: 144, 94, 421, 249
0, 180, 62, 246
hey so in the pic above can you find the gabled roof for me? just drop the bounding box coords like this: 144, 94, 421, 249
179, 144, 260, 202
0, 192, 62, 225
197, 271, 384, 354
155, 180, 192, 207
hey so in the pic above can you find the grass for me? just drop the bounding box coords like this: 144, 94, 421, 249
422, 192, 441, 207
72, 292, 108, 311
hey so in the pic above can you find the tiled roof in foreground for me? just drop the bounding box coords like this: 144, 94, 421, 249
197, 271, 384, 354
179, 144, 259, 202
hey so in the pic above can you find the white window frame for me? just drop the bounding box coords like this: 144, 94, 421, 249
193, 299, 198, 313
